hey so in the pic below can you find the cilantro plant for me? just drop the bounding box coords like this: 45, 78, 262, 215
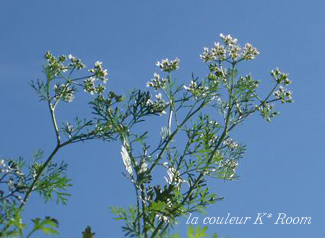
0, 34, 292, 237
93, 34, 293, 237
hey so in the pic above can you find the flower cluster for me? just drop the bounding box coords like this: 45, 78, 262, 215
183, 80, 209, 98
54, 83, 75, 102
146, 73, 168, 90
228, 43, 242, 60
183, 80, 197, 93
242, 43, 260, 60
156, 58, 180, 72
45, 52, 89, 79
83, 77, 106, 95
271, 68, 291, 85
45, 51, 68, 77
81, 61, 108, 95
0, 160, 24, 177
200, 42, 227, 62
220, 33, 238, 45
89, 61, 108, 83
257, 103, 279, 122
0, 159, 26, 205
237, 75, 259, 91
200, 33, 260, 63
43, 52, 109, 101
68, 54, 86, 70
63, 122, 75, 138
273, 86, 293, 103
146, 93, 168, 115
223, 138, 239, 149
0, 159, 9, 174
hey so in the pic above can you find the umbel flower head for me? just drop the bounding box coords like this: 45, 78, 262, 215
156, 58, 180, 72
83, 61, 108, 95
200, 33, 260, 62
146, 73, 168, 90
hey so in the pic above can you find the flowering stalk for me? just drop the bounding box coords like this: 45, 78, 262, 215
97, 34, 293, 237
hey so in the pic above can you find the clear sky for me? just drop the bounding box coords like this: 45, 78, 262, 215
1, 0, 324, 237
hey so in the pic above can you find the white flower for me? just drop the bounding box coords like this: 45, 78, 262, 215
68, 54, 75, 60
146, 98, 153, 106
95, 61, 102, 67
183, 80, 197, 91
155, 93, 162, 100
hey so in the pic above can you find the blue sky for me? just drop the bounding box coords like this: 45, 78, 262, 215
1, 0, 324, 237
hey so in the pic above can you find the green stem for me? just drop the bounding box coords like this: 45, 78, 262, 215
134, 183, 141, 237
147, 100, 207, 175
141, 184, 148, 238
151, 65, 237, 238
